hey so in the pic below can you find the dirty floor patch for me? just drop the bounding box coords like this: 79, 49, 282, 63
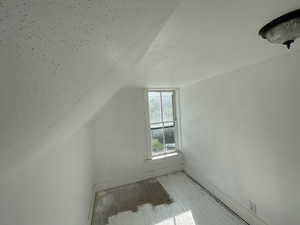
92, 178, 173, 225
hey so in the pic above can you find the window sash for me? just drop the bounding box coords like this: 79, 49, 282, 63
148, 90, 178, 156
150, 121, 176, 130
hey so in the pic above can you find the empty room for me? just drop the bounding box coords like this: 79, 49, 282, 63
0, 1, 300, 225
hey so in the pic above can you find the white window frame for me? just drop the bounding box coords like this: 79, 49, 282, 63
144, 88, 182, 160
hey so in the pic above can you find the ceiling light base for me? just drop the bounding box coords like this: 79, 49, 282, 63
283, 40, 294, 49
259, 9, 300, 49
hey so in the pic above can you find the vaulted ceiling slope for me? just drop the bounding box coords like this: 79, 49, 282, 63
0, 0, 180, 174
135, 0, 300, 86
0, 0, 300, 174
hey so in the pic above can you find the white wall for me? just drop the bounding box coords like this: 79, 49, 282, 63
181, 50, 300, 225
0, 1, 181, 224
0, 127, 93, 225
0, 86, 184, 225
89, 87, 184, 190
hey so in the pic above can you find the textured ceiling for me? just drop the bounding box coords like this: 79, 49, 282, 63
0, 0, 180, 173
0, 0, 300, 174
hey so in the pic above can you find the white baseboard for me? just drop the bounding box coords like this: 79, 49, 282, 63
89, 155, 184, 225
93, 154, 184, 192
94, 166, 183, 192
184, 169, 268, 225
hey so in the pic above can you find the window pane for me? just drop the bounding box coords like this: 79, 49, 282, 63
148, 92, 162, 123
151, 128, 164, 155
162, 92, 174, 122
164, 126, 176, 152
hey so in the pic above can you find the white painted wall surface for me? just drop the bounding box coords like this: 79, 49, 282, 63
89, 87, 184, 190
1, 1, 299, 224
181, 50, 300, 225
0, 127, 93, 225
0, 86, 183, 225
0, 1, 181, 224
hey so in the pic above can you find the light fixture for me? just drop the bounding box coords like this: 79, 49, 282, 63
259, 9, 300, 49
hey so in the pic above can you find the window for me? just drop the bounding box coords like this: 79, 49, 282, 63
145, 89, 180, 158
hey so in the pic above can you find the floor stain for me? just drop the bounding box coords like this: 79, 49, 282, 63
92, 178, 173, 225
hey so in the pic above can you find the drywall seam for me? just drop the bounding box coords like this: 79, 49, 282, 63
183, 170, 269, 225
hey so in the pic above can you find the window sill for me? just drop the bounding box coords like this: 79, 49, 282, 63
147, 152, 180, 161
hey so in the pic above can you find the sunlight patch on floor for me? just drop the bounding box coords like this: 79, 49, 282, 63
156, 211, 196, 225
98, 172, 247, 225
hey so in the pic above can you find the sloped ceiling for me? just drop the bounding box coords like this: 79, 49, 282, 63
0, 0, 300, 173
136, 0, 300, 86
0, 0, 180, 173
